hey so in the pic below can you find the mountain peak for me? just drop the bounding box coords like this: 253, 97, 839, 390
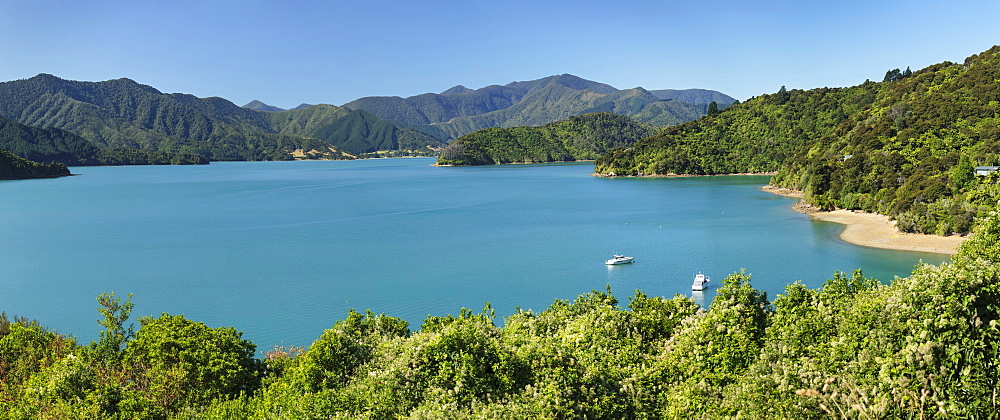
30, 73, 59, 80
243, 100, 285, 112
648, 89, 737, 105
546, 74, 618, 94
441, 85, 473, 95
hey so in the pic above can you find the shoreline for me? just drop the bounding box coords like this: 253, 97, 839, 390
592, 171, 777, 178
433, 159, 596, 167
760, 185, 965, 255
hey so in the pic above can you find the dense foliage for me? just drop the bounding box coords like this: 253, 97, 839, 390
3, 209, 1000, 418
770, 47, 1000, 235
596, 45, 1000, 234
345, 74, 725, 140
0, 147, 69, 180
268, 105, 444, 155
0, 74, 440, 160
594, 83, 869, 176
437, 112, 658, 165
0, 115, 206, 166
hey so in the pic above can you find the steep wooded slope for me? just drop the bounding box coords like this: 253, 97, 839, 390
0, 115, 206, 166
595, 45, 1000, 234
268, 105, 445, 155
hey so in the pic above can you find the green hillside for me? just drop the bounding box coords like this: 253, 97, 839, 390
268, 105, 445, 155
595, 45, 1000, 234
345, 74, 618, 126
0, 74, 442, 160
0, 147, 70, 179
771, 48, 1000, 235
434, 86, 705, 140
437, 112, 658, 165
344, 74, 728, 140
0, 115, 207, 166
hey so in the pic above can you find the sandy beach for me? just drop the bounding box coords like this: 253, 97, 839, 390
761, 186, 965, 255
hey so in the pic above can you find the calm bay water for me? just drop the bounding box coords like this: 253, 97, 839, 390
1, 158, 948, 349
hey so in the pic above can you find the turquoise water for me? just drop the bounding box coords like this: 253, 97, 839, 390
1, 158, 948, 350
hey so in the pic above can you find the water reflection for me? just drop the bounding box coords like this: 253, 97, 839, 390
691, 290, 706, 307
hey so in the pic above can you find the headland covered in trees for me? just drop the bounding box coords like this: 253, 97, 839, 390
0, 146, 69, 180
595, 46, 1000, 239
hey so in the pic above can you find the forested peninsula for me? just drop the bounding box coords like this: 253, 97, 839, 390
596, 45, 1000, 235
0, 147, 69, 180
436, 112, 658, 165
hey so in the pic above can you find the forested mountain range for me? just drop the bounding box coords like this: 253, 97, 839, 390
0, 147, 70, 180
0, 73, 731, 164
0, 74, 443, 159
595, 45, 1000, 235
343, 74, 733, 140
437, 112, 658, 165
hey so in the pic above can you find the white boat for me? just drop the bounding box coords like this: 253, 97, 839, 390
692, 272, 710, 291
605, 255, 634, 265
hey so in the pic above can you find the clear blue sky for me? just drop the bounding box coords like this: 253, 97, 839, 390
2, 0, 998, 109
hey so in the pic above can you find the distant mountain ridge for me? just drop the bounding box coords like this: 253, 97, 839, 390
241, 101, 319, 112
648, 89, 737, 105
0, 74, 443, 159
342, 74, 734, 140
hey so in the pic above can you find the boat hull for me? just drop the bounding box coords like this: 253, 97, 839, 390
691, 273, 710, 291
